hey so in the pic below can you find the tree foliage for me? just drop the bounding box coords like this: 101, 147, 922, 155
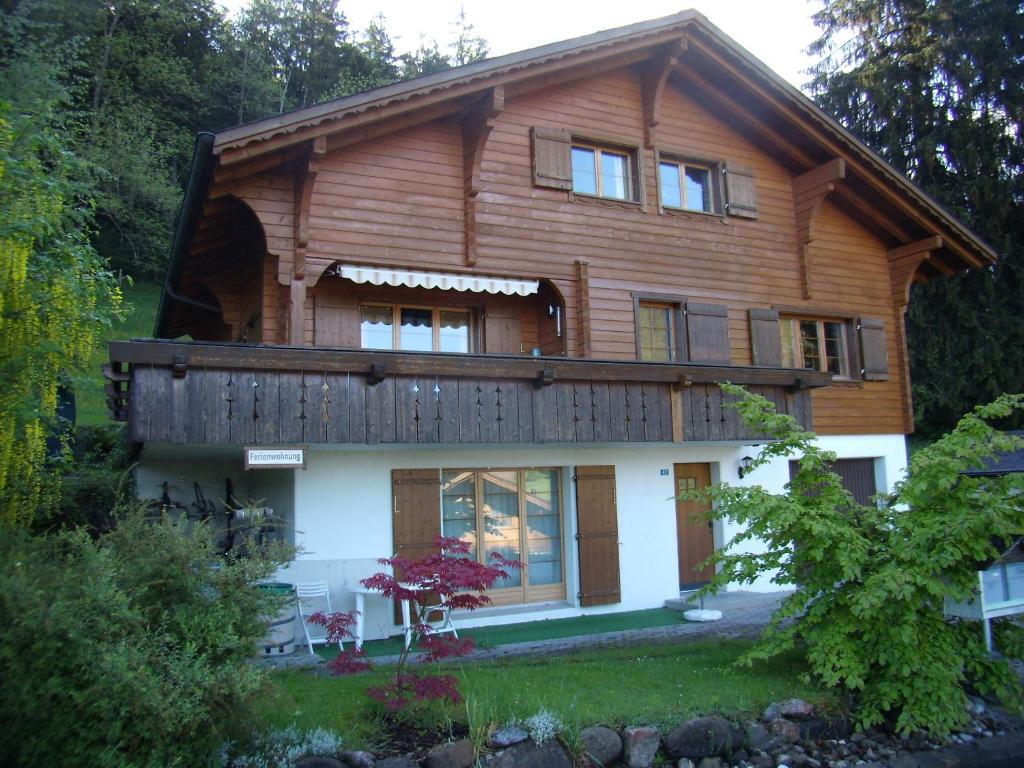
0, 36, 121, 527
809, 1, 1024, 436
694, 384, 1024, 735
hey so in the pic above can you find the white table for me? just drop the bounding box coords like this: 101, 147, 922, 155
346, 581, 419, 650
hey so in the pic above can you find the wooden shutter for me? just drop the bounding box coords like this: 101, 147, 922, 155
531, 127, 573, 190
724, 164, 758, 219
392, 469, 441, 624
832, 458, 877, 506
749, 308, 781, 367
685, 302, 731, 364
858, 317, 889, 380
575, 465, 620, 607
313, 291, 359, 347
483, 309, 523, 353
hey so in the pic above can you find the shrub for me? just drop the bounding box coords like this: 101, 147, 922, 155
0, 506, 290, 766
694, 385, 1024, 736
523, 708, 563, 744
227, 726, 343, 768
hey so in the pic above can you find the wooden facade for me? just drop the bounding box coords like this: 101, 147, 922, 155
132, 12, 996, 446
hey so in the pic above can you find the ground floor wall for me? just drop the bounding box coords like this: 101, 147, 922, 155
135, 434, 907, 642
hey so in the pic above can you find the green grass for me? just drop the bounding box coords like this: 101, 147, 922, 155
76, 281, 162, 426
256, 640, 830, 749
318, 608, 687, 659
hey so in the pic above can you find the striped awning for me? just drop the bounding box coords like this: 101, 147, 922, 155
330, 263, 539, 296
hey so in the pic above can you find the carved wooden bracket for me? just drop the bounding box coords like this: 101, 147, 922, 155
534, 368, 555, 389
367, 363, 388, 386
889, 236, 943, 311
293, 135, 327, 281
463, 87, 505, 266
641, 36, 688, 149
672, 374, 693, 392
575, 260, 592, 358
792, 158, 846, 299
172, 354, 188, 379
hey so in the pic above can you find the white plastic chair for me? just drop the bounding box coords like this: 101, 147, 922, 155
416, 592, 458, 642
295, 582, 343, 655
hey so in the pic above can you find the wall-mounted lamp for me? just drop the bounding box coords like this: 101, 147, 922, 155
738, 455, 755, 479
548, 304, 562, 338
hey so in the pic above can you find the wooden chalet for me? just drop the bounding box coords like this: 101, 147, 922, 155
108, 11, 995, 634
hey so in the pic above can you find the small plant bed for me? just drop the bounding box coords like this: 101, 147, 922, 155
255, 639, 830, 749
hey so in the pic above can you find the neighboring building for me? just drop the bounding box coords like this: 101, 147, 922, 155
106, 11, 996, 639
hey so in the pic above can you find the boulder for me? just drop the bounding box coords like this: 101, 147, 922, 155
295, 759, 345, 768
763, 699, 815, 721
581, 726, 622, 767
485, 739, 573, 768
767, 719, 801, 743
374, 758, 418, 768
696, 758, 723, 768
664, 716, 741, 759
677, 760, 696, 768
340, 751, 375, 768
621, 725, 661, 768
489, 726, 529, 749
424, 739, 475, 768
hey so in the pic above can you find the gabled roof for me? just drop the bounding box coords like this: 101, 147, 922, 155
157, 9, 999, 336
964, 432, 1024, 477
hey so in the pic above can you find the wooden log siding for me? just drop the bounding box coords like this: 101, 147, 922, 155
111, 341, 823, 445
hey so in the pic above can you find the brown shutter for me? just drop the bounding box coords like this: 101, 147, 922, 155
858, 317, 889, 380
531, 127, 573, 190
749, 308, 781, 367
832, 458, 877, 506
313, 291, 359, 347
685, 302, 731, 364
575, 465, 620, 607
392, 469, 441, 624
483, 309, 523, 353
724, 164, 758, 219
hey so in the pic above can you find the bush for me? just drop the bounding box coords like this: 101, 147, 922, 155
695, 385, 1024, 736
49, 424, 132, 535
0, 506, 291, 766
227, 726, 343, 768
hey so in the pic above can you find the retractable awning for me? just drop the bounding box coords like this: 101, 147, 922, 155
329, 263, 539, 296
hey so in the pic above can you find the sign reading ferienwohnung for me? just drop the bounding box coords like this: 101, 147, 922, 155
244, 446, 307, 470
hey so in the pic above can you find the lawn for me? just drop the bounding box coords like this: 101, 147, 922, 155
256, 639, 831, 749
76, 280, 161, 426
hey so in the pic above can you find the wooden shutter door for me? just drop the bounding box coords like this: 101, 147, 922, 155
484, 308, 523, 353
575, 465, 620, 607
724, 165, 758, 218
858, 317, 890, 380
832, 458, 877, 506
749, 308, 781, 367
686, 302, 731, 364
531, 127, 573, 190
392, 469, 441, 623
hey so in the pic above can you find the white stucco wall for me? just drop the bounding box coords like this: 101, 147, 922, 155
136, 433, 908, 640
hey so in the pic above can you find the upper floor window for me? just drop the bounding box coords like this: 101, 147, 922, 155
659, 158, 718, 213
780, 317, 850, 377
637, 301, 677, 361
361, 304, 472, 353
571, 143, 636, 201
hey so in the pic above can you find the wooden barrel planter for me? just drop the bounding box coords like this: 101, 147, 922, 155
258, 582, 296, 656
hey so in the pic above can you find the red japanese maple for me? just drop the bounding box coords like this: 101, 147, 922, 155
310, 536, 521, 711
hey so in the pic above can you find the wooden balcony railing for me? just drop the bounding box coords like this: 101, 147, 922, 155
106, 340, 830, 446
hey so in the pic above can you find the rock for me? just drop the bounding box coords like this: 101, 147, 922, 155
341, 753, 376, 768
295, 759, 345, 768
486, 739, 573, 768
581, 726, 622, 767
490, 726, 529, 749
797, 719, 829, 741
424, 739, 475, 768
744, 721, 774, 752
763, 699, 816, 722
749, 756, 774, 768
677, 760, 696, 768
664, 716, 741, 759
767, 719, 801, 744
374, 758, 418, 768
621, 725, 661, 768
696, 758, 722, 768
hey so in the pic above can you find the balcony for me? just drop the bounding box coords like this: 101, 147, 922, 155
105, 340, 830, 447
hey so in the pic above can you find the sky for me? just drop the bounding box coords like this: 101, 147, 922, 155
220, 1, 826, 92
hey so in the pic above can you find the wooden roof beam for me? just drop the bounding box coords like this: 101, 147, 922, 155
463, 86, 505, 266
641, 36, 688, 149
793, 158, 846, 299
889, 236, 943, 309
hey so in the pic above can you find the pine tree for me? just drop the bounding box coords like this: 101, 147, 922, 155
810, 0, 1024, 436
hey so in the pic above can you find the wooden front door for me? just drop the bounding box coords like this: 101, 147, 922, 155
674, 462, 715, 588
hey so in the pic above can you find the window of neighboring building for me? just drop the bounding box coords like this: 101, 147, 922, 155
571, 143, 636, 201
780, 317, 850, 377
441, 468, 564, 605
360, 305, 472, 353
659, 158, 718, 213
638, 301, 677, 361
